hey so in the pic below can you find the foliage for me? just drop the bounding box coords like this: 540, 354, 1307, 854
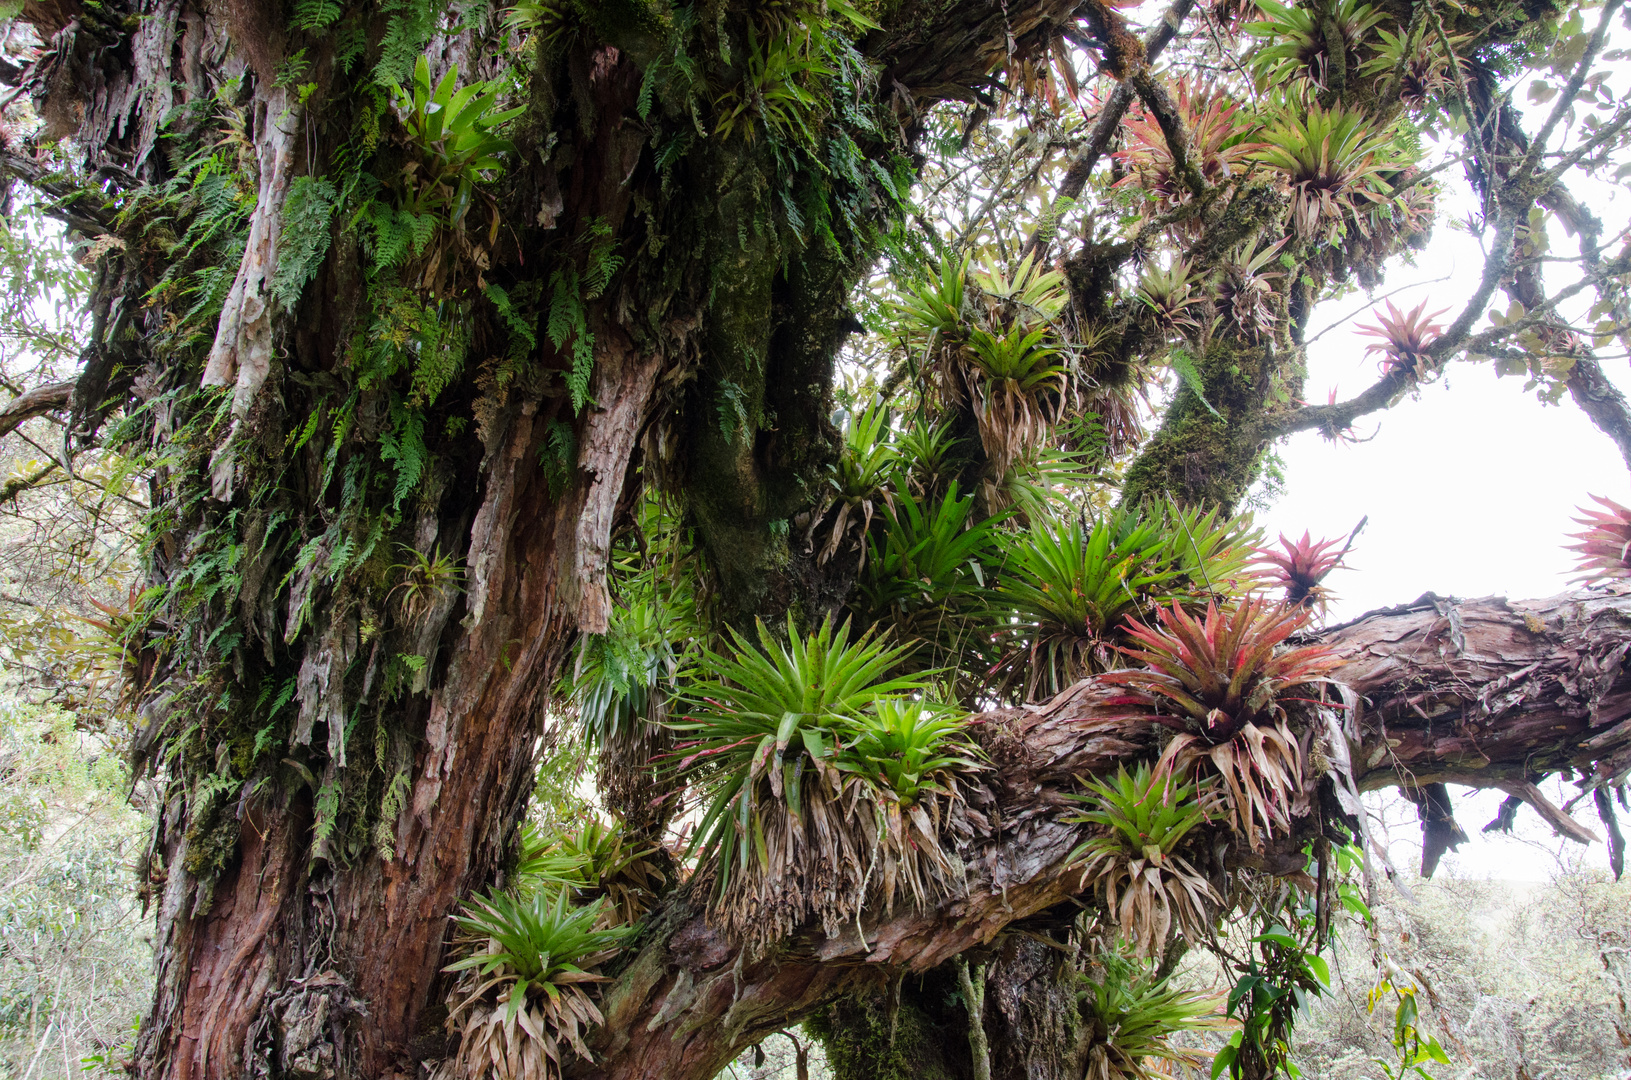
1365, 974, 1453, 1080
1078, 940, 1229, 1080
672, 617, 974, 939
0, 705, 149, 1076
1567, 494, 1631, 583
388, 58, 523, 225
994, 507, 1179, 701
1250, 104, 1400, 242
1358, 299, 1449, 378
272, 177, 339, 312
1104, 600, 1339, 844
443, 888, 633, 1080
1213, 916, 1335, 1079
516, 818, 665, 927
836, 698, 983, 808
1214, 239, 1286, 342
1245, 0, 1385, 90
1254, 530, 1348, 610
387, 544, 465, 621
1116, 80, 1260, 209
1069, 763, 1217, 956
808, 400, 899, 566
852, 482, 1003, 680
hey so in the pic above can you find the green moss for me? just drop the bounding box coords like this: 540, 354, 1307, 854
804, 977, 969, 1080
1121, 336, 1289, 511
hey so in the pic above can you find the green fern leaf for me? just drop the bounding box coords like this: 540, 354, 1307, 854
271, 176, 337, 312
1167, 347, 1223, 419
292, 0, 343, 30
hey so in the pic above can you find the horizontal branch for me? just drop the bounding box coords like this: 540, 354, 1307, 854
1272, 368, 1411, 438
0, 380, 73, 441
0, 152, 111, 236
580, 588, 1631, 1080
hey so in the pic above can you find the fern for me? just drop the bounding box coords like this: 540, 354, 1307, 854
379, 401, 429, 510
548, 266, 595, 412
290, 406, 324, 451
1167, 346, 1223, 419
569, 338, 594, 411
292, 0, 343, 30
272, 176, 337, 312
364, 202, 417, 270
332, 17, 368, 73
486, 280, 542, 389
539, 419, 578, 497
407, 211, 437, 256
409, 321, 468, 406
327, 535, 359, 579
313, 774, 344, 857
373, 0, 439, 88
373, 773, 411, 861
375, 769, 411, 855
274, 48, 312, 88
484, 283, 538, 350
716, 378, 750, 443
581, 218, 623, 299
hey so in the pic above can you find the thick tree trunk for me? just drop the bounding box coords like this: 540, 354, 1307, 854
19, 0, 1623, 1074
571, 588, 1631, 1080
141, 392, 617, 1078
9, 3, 1099, 1077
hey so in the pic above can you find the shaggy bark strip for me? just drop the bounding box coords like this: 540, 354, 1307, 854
572, 588, 1631, 1080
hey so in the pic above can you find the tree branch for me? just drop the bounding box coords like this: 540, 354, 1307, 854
1507, 0, 1627, 198
0, 380, 73, 441
0, 152, 111, 237
1564, 354, 1631, 473
1021, 0, 1199, 260
580, 589, 1631, 1080
1272, 369, 1411, 438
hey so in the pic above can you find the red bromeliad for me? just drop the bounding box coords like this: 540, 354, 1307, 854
1567, 494, 1631, 583
1356, 297, 1448, 376
1254, 530, 1348, 608
1102, 599, 1340, 845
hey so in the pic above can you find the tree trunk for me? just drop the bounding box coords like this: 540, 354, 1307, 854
140, 397, 604, 1078
4, 2, 1099, 1077
13, 0, 1626, 1073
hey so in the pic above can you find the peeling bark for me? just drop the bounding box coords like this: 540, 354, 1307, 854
563, 333, 661, 633
0, 380, 73, 439
22, 0, 1626, 1075
201, 84, 299, 500
570, 588, 1631, 1080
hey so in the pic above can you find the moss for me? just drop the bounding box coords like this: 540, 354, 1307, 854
1120, 337, 1289, 511
680, 136, 884, 623
804, 974, 970, 1080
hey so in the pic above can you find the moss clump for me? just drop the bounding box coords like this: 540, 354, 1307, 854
804, 974, 969, 1080
1120, 337, 1286, 511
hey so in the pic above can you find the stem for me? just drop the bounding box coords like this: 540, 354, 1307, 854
955, 955, 991, 1080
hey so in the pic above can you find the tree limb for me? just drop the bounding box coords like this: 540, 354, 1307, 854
1272, 369, 1411, 438
0, 152, 111, 236
1021, 0, 1199, 260
1507, 0, 1627, 199
0, 380, 73, 441
579, 588, 1631, 1080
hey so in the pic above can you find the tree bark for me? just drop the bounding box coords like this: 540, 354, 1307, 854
16, 0, 1626, 1074
570, 588, 1631, 1080
4, 3, 1106, 1078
